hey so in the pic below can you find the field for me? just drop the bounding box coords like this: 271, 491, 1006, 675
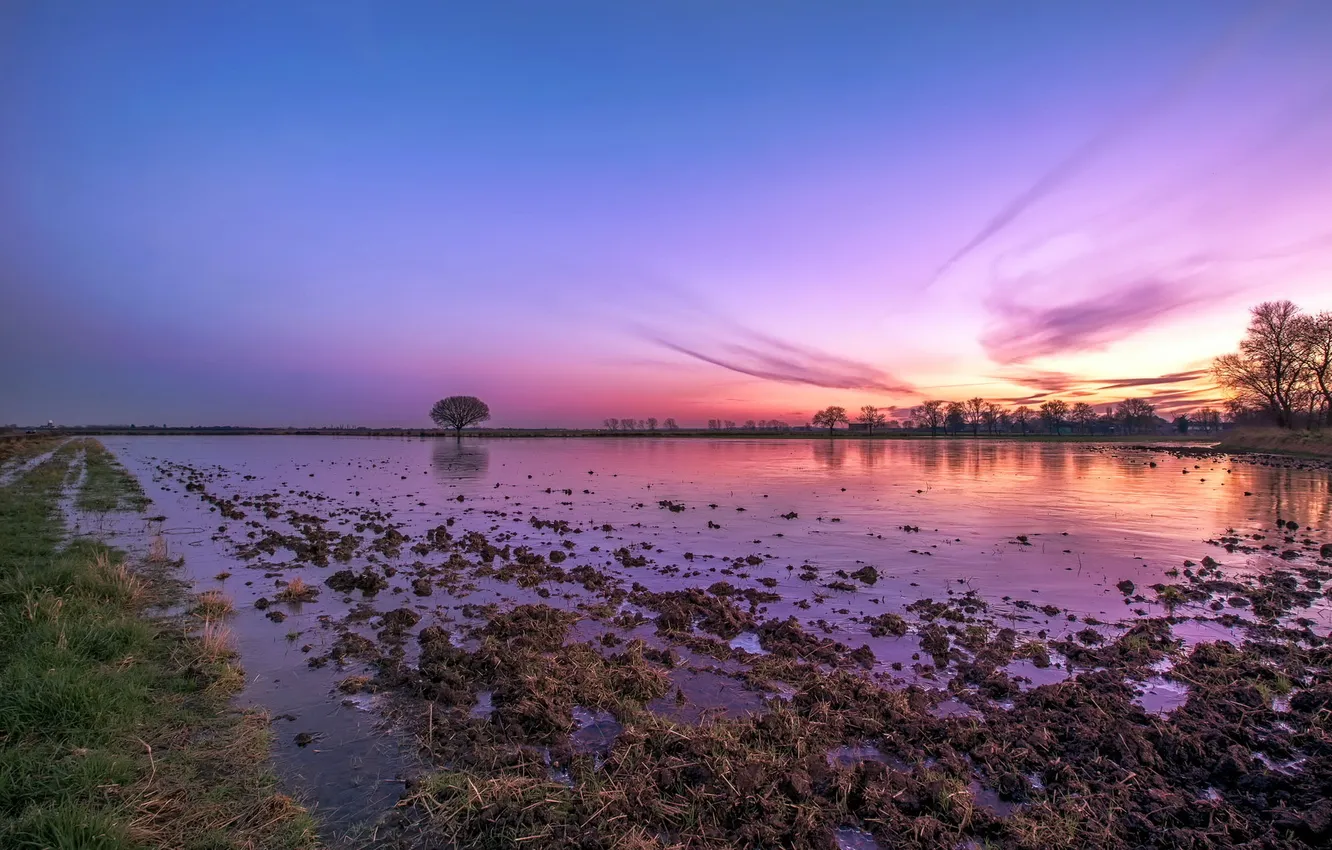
3, 434, 1331, 849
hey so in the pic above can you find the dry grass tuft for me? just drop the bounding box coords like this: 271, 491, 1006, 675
147, 533, 170, 563
275, 575, 318, 603
197, 620, 237, 663
193, 589, 234, 619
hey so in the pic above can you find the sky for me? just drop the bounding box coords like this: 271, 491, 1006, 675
3, 0, 1331, 428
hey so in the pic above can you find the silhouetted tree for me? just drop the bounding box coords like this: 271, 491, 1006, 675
430, 396, 491, 435
945, 402, 966, 435
1039, 400, 1067, 434
1214, 300, 1306, 428
1174, 414, 1190, 434
1117, 398, 1156, 435
1296, 311, 1332, 426
646, 417, 658, 430
1012, 406, 1033, 436
917, 400, 946, 437
812, 406, 848, 433
1194, 407, 1221, 432
1071, 402, 1097, 435
664, 418, 679, 430
982, 402, 1001, 435
858, 405, 886, 433
964, 397, 985, 436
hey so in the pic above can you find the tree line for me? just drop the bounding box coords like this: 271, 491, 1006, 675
1214, 300, 1332, 429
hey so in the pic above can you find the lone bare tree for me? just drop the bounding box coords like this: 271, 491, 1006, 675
812, 406, 848, 433
1213, 301, 1306, 428
430, 396, 491, 435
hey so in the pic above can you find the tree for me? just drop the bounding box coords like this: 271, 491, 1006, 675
1117, 398, 1156, 435
945, 402, 966, 435
982, 403, 1001, 435
707, 419, 720, 430
430, 396, 491, 435
1213, 300, 1307, 428
1039, 400, 1067, 435
1296, 311, 1332, 426
964, 397, 985, 437
1071, 402, 1097, 435
1012, 406, 1033, 435
723, 420, 737, 430
1174, 414, 1190, 434
812, 406, 849, 433
744, 419, 756, 430
663, 418, 679, 430
603, 418, 618, 431
858, 405, 886, 433
916, 400, 946, 437
646, 417, 658, 431
1194, 407, 1221, 433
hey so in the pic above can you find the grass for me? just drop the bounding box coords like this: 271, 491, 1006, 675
77, 440, 151, 512
1218, 426, 1332, 458
0, 442, 317, 849
274, 576, 318, 603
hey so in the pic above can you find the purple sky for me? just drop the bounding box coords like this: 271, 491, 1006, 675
3, 1, 1331, 427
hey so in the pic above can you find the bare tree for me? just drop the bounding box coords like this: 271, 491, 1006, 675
744, 419, 756, 430
1296, 311, 1332, 426
430, 396, 491, 435
1039, 400, 1067, 434
812, 406, 848, 433
982, 402, 1001, 435
916, 400, 946, 437
723, 419, 737, 430
857, 405, 886, 433
1071, 402, 1097, 435
1012, 406, 1033, 435
1116, 398, 1156, 435
663, 418, 679, 430
964, 397, 985, 437
603, 418, 619, 431
1194, 407, 1221, 433
1213, 300, 1307, 428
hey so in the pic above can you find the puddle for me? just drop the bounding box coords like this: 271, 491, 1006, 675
968, 779, 1019, 817
1135, 676, 1190, 715
728, 631, 768, 655
826, 743, 909, 771
647, 668, 767, 723
932, 698, 983, 720
835, 826, 881, 850
571, 706, 622, 754
469, 690, 494, 720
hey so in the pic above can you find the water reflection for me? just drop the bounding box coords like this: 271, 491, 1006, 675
431, 439, 489, 480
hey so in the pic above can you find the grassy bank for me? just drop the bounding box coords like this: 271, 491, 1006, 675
1218, 427, 1332, 458
0, 440, 316, 849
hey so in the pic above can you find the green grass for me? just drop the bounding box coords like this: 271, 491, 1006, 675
0, 442, 317, 850
76, 440, 151, 512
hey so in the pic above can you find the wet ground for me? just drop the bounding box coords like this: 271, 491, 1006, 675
88, 436, 1332, 845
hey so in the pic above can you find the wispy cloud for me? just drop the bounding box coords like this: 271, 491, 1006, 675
981, 278, 1213, 364
654, 332, 912, 393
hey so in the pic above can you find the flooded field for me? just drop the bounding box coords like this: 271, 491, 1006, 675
90, 436, 1332, 848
